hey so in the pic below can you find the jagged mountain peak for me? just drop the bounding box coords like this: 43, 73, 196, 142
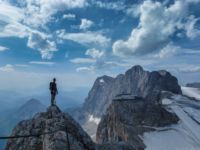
158, 70, 170, 76
126, 65, 172, 77
125, 65, 144, 74
95, 75, 114, 84
82, 65, 182, 117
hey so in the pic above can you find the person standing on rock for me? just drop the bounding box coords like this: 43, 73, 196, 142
49, 78, 58, 106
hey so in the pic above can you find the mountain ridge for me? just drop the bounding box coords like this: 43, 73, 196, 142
4, 105, 135, 150
69, 65, 182, 142
82, 65, 181, 117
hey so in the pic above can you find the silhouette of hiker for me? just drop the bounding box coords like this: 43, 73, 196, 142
49, 78, 58, 106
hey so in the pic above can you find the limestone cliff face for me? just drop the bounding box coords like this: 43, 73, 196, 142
83, 65, 182, 117
4, 106, 95, 150
96, 95, 179, 149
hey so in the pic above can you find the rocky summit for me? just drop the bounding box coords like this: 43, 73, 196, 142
82, 65, 181, 118
4, 105, 134, 150
4, 106, 95, 150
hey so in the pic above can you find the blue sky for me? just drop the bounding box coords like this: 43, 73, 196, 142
0, 0, 200, 92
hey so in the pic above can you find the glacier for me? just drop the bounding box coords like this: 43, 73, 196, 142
143, 87, 200, 150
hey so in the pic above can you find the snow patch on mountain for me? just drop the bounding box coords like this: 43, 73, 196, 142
162, 98, 173, 105
143, 90, 200, 149
143, 124, 200, 150
181, 86, 200, 100
88, 114, 101, 125
99, 79, 105, 83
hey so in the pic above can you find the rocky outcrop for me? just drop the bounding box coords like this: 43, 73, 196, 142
4, 106, 95, 150
83, 65, 182, 118
186, 82, 200, 88
96, 142, 134, 150
96, 95, 179, 149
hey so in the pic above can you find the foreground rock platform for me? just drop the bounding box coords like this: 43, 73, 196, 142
4, 106, 95, 150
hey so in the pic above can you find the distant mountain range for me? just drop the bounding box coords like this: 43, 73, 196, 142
14, 99, 46, 120
83, 65, 181, 117
0, 99, 46, 149
0, 87, 88, 112
0, 87, 89, 149
2, 65, 200, 149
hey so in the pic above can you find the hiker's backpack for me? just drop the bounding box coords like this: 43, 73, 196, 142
49, 82, 54, 91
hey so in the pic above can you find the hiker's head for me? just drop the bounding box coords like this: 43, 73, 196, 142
53, 78, 56, 82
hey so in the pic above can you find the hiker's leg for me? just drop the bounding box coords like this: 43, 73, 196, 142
53, 94, 56, 105
51, 94, 54, 106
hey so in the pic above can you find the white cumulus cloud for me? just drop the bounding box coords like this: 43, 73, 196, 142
76, 66, 95, 73
63, 13, 76, 19
15, 64, 29, 67
22, 0, 88, 28
185, 15, 200, 39
0, 45, 9, 51
57, 30, 111, 48
173, 64, 200, 73
0, 0, 88, 59
154, 43, 181, 58
0, 1, 24, 23
113, 0, 200, 57
70, 58, 96, 64
29, 61, 55, 65
0, 64, 15, 72
80, 18, 94, 30
27, 32, 57, 59
91, 0, 125, 11
70, 48, 106, 72
85, 48, 104, 59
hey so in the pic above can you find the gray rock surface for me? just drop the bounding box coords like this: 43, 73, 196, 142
69, 65, 182, 141
82, 65, 182, 118
4, 106, 95, 150
96, 142, 135, 150
186, 82, 200, 88
96, 96, 179, 149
